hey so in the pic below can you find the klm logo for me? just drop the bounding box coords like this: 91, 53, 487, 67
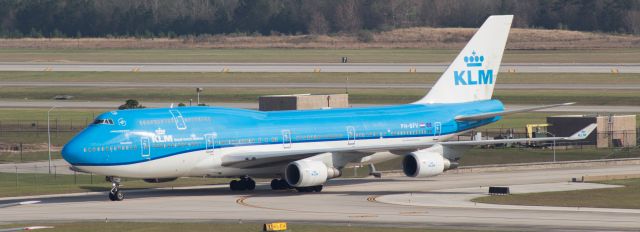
454, 51, 494, 86
578, 130, 587, 137
152, 135, 173, 143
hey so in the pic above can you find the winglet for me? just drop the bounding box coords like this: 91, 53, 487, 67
566, 123, 597, 140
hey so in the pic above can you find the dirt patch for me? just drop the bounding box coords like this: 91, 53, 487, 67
1, 28, 638, 50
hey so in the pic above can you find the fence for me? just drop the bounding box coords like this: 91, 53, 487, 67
0, 119, 91, 133
0, 164, 103, 197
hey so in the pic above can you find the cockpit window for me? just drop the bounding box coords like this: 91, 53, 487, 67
93, 119, 114, 125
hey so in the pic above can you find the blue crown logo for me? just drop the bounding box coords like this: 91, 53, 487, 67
464, 51, 484, 67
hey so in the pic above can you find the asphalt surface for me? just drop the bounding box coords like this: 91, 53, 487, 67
1, 164, 639, 231
3, 81, 640, 90
2, 100, 640, 113
0, 62, 639, 73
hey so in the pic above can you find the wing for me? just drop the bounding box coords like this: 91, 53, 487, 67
439, 123, 596, 146
220, 150, 373, 169
455, 102, 575, 121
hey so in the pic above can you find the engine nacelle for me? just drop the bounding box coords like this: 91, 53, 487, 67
402, 150, 457, 178
143, 178, 178, 183
285, 160, 341, 187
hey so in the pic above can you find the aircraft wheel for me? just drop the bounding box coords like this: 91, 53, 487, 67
108, 192, 117, 201
270, 179, 280, 190
295, 187, 311, 193
245, 178, 256, 191
279, 179, 292, 189
114, 190, 125, 201
229, 180, 240, 191
109, 190, 124, 201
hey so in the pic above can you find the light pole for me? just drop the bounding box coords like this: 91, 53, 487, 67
545, 131, 556, 162
47, 106, 57, 174
196, 88, 203, 105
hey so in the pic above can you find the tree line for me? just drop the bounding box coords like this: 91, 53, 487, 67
1, 0, 639, 38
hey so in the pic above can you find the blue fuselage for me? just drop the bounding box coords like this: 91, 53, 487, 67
62, 100, 503, 168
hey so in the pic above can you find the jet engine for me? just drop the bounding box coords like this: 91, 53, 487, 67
285, 160, 341, 187
402, 149, 458, 178
143, 177, 178, 183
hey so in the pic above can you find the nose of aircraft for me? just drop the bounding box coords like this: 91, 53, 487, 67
61, 136, 84, 165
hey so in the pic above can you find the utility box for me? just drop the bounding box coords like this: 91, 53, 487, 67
547, 114, 637, 148
259, 94, 348, 111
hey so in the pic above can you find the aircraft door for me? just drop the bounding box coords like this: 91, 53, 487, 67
434, 122, 442, 137
141, 137, 151, 159
205, 133, 216, 154
282, 130, 291, 149
169, 110, 187, 130
347, 126, 356, 145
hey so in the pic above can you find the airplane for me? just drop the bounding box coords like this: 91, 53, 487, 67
61, 15, 597, 201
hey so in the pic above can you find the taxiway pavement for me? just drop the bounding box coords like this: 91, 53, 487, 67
1, 164, 639, 231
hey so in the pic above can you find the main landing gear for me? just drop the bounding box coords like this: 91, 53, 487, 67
229, 177, 256, 191
107, 176, 124, 201
295, 185, 323, 193
270, 178, 292, 190
270, 178, 323, 192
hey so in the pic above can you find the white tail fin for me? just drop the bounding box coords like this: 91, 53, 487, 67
415, 15, 513, 104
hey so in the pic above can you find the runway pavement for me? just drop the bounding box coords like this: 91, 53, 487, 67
0, 62, 639, 73
3, 81, 640, 90
1, 164, 639, 231
2, 99, 640, 113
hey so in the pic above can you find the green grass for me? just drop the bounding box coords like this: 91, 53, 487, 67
495, 89, 640, 105
0, 222, 480, 232
0, 108, 103, 121
480, 112, 549, 129
0, 171, 231, 198
0, 131, 76, 149
1, 48, 639, 63
0, 151, 62, 163
472, 178, 640, 209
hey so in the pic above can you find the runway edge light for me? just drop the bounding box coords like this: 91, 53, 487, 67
263, 222, 287, 231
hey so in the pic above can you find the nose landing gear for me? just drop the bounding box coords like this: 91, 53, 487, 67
229, 177, 256, 191
107, 176, 124, 201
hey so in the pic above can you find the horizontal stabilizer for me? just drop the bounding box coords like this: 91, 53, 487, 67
454, 102, 575, 121
439, 123, 596, 146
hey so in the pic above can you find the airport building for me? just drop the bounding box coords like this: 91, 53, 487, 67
259, 94, 349, 111
547, 114, 637, 148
